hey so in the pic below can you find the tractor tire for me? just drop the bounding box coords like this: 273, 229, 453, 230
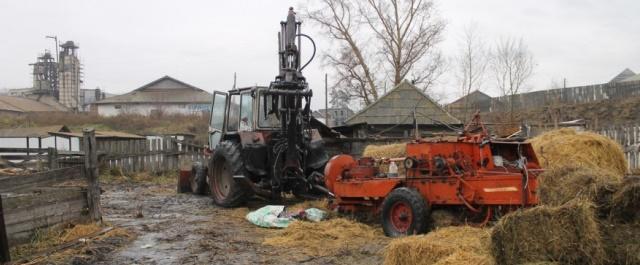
381, 187, 430, 237
209, 141, 251, 207
190, 162, 207, 195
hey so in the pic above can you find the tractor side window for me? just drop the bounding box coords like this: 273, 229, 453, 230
239, 93, 253, 131
259, 93, 281, 128
227, 95, 240, 131
210, 93, 226, 129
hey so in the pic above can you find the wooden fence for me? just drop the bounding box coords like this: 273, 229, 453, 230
0, 136, 207, 175
598, 125, 640, 171
0, 129, 101, 262
99, 137, 206, 174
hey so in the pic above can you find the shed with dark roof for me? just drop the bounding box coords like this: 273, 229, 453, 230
338, 80, 461, 138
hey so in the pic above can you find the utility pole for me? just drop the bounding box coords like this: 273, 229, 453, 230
45, 35, 59, 63
325, 73, 328, 126
233, 72, 237, 89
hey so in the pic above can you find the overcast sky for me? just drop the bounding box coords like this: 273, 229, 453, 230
1, 0, 639, 110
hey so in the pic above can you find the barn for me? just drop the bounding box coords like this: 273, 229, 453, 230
93, 76, 212, 116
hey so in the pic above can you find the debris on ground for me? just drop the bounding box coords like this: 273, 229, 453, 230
246, 205, 328, 228
490, 199, 605, 265
430, 209, 460, 229
528, 128, 627, 175
263, 218, 384, 256
9, 222, 134, 265
383, 226, 493, 265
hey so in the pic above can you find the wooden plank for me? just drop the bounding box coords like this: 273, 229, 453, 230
83, 129, 101, 222
2, 188, 86, 212
0, 148, 47, 154
0, 166, 83, 193
0, 195, 10, 262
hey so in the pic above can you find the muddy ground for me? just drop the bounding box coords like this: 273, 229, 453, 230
91, 182, 386, 265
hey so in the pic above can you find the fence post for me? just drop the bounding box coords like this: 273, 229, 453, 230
83, 128, 102, 222
0, 195, 10, 262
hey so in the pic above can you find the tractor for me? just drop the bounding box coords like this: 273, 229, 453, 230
323, 114, 544, 236
180, 8, 329, 207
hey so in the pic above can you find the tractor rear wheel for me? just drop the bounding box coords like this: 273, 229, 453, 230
190, 162, 207, 195
381, 187, 430, 237
209, 141, 251, 207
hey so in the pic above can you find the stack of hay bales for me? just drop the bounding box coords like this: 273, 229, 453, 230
383, 226, 493, 265
362, 142, 407, 174
491, 128, 640, 265
528, 128, 627, 175
491, 200, 605, 265
362, 143, 406, 159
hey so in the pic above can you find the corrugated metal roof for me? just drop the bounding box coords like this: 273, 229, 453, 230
94, 76, 212, 104
0, 95, 65, 113
448, 90, 492, 106
610, 68, 636, 83
0, 125, 71, 138
346, 80, 461, 125
622, 73, 640, 82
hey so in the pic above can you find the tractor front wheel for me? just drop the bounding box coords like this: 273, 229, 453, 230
381, 187, 430, 237
209, 141, 251, 207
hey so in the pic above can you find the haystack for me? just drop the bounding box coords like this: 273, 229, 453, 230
538, 166, 621, 211
528, 128, 627, 176
383, 226, 493, 265
600, 222, 640, 265
362, 143, 406, 158
608, 177, 640, 222
263, 218, 383, 256
491, 200, 605, 265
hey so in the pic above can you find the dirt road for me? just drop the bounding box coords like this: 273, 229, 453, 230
96, 183, 386, 265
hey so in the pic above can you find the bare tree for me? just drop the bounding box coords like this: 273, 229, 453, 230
490, 37, 535, 121
455, 24, 488, 121
305, 0, 379, 106
305, 0, 445, 107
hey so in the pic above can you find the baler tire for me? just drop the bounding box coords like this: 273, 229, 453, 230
209, 141, 251, 207
190, 162, 207, 195
381, 187, 430, 237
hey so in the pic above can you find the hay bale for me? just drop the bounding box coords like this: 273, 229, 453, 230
529, 128, 627, 176
608, 177, 640, 222
263, 218, 383, 256
538, 166, 621, 210
600, 222, 640, 265
491, 200, 605, 265
383, 226, 493, 265
362, 143, 406, 158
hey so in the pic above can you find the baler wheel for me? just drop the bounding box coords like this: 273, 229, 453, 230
381, 187, 430, 237
209, 141, 250, 207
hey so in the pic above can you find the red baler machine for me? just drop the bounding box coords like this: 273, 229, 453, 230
324, 115, 543, 236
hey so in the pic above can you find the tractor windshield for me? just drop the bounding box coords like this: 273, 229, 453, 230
259, 93, 281, 128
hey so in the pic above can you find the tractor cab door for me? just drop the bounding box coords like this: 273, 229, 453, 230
209, 91, 228, 149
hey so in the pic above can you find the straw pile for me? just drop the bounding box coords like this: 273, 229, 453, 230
537, 166, 621, 211
362, 143, 406, 159
600, 222, 640, 265
490, 200, 605, 265
608, 177, 640, 222
383, 226, 493, 265
263, 218, 382, 256
528, 128, 627, 176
